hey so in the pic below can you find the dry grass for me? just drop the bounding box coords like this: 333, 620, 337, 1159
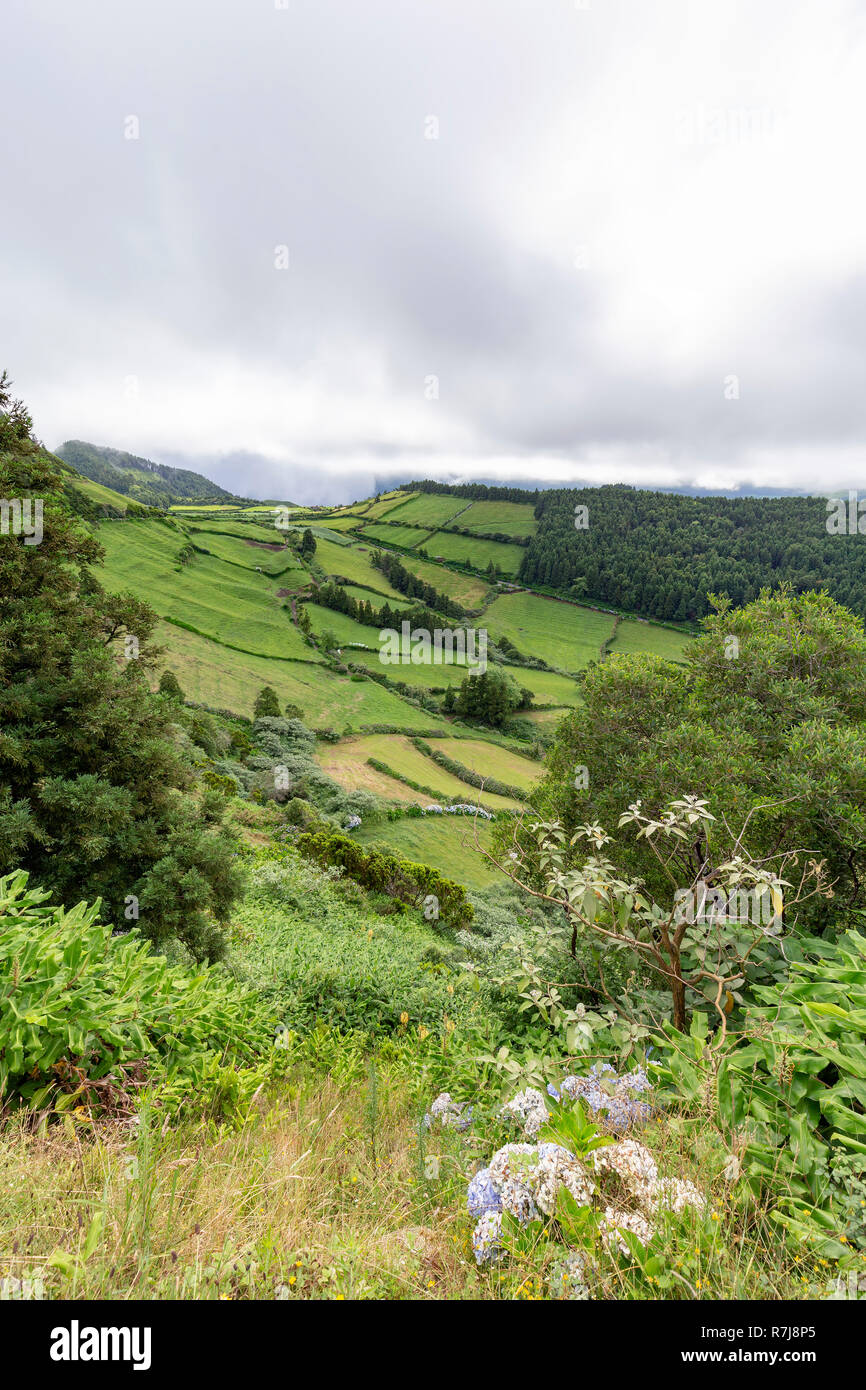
0, 1073, 490, 1301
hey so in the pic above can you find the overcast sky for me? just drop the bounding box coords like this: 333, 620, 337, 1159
3, 0, 866, 503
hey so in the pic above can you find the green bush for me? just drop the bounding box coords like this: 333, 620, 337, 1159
238, 856, 490, 1036
295, 828, 473, 928
654, 927, 866, 1255
0, 871, 279, 1122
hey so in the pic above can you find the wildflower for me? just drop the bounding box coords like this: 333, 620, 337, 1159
501, 1087, 549, 1138
471, 1211, 503, 1265
467, 1167, 502, 1217
423, 1092, 473, 1131
400, 1012, 409, 1025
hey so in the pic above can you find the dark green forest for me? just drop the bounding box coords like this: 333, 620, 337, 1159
408, 478, 866, 620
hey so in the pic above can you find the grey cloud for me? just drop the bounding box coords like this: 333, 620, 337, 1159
2, 0, 866, 495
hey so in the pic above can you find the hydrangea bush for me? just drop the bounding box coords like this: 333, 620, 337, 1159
442, 1064, 705, 1276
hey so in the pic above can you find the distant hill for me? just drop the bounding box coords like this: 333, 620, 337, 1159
55, 440, 236, 508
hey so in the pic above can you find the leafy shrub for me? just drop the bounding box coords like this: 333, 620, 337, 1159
0, 871, 280, 1122
654, 928, 866, 1254
239, 856, 490, 1035
294, 828, 473, 929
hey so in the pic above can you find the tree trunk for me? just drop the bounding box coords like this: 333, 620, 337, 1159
670, 950, 687, 1031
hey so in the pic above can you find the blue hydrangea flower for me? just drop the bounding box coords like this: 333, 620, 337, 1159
472, 1211, 503, 1265
467, 1167, 501, 1216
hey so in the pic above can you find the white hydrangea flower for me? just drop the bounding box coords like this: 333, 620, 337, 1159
601, 1206, 655, 1256
592, 1138, 658, 1190
472, 1210, 503, 1264
534, 1142, 595, 1214
487, 1143, 541, 1223
424, 1091, 472, 1130
651, 1176, 706, 1215
485, 1141, 594, 1223
502, 1087, 549, 1137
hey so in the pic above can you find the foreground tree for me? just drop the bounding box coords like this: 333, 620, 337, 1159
480, 795, 827, 1035
0, 380, 241, 959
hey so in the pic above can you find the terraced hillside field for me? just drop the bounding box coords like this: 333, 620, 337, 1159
316, 735, 525, 811
352, 815, 500, 890
312, 537, 404, 597
311, 513, 369, 532
431, 737, 543, 793
99, 520, 313, 660
185, 517, 284, 542
153, 622, 443, 731
458, 499, 538, 538
483, 592, 616, 671
608, 618, 692, 662
357, 523, 436, 549
188, 529, 308, 582
389, 553, 491, 608
380, 493, 471, 527
501, 666, 582, 705
418, 531, 525, 574
345, 648, 473, 688
351, 492, 414, 520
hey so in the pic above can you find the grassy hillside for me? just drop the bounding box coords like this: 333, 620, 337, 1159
188, 528, 308, 581
99, 519, 313, 660
154, 623, 442, 730
312, 536, 404, 596
432, 737, 543, 793
358, 522, 437, 549
608, 618, 691, 662
381, 493, 472, 527
353, 815, 500, 889
484, 592, 616, 671
459, 499, 538, 537
385, 553, 491, 608
416, 530, 525, 574
56, 439, 235, 506
316, 734, 524, 810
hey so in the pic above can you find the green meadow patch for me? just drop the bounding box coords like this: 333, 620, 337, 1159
390, 553, 492, 608
458, 499, 537, 538
188, 528, 308, 582
418, 531, 524, 575
352, 814, 499, 891
357, 522, 437, 550
431, 737, 543, 794
608, 617, 692, 662
154, 622, 440, 730
381, 493, 472, 528
317, 734, 524, 810
483, 592, 616, 671
98, 520, 311, 661
312, 536, 405, 596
